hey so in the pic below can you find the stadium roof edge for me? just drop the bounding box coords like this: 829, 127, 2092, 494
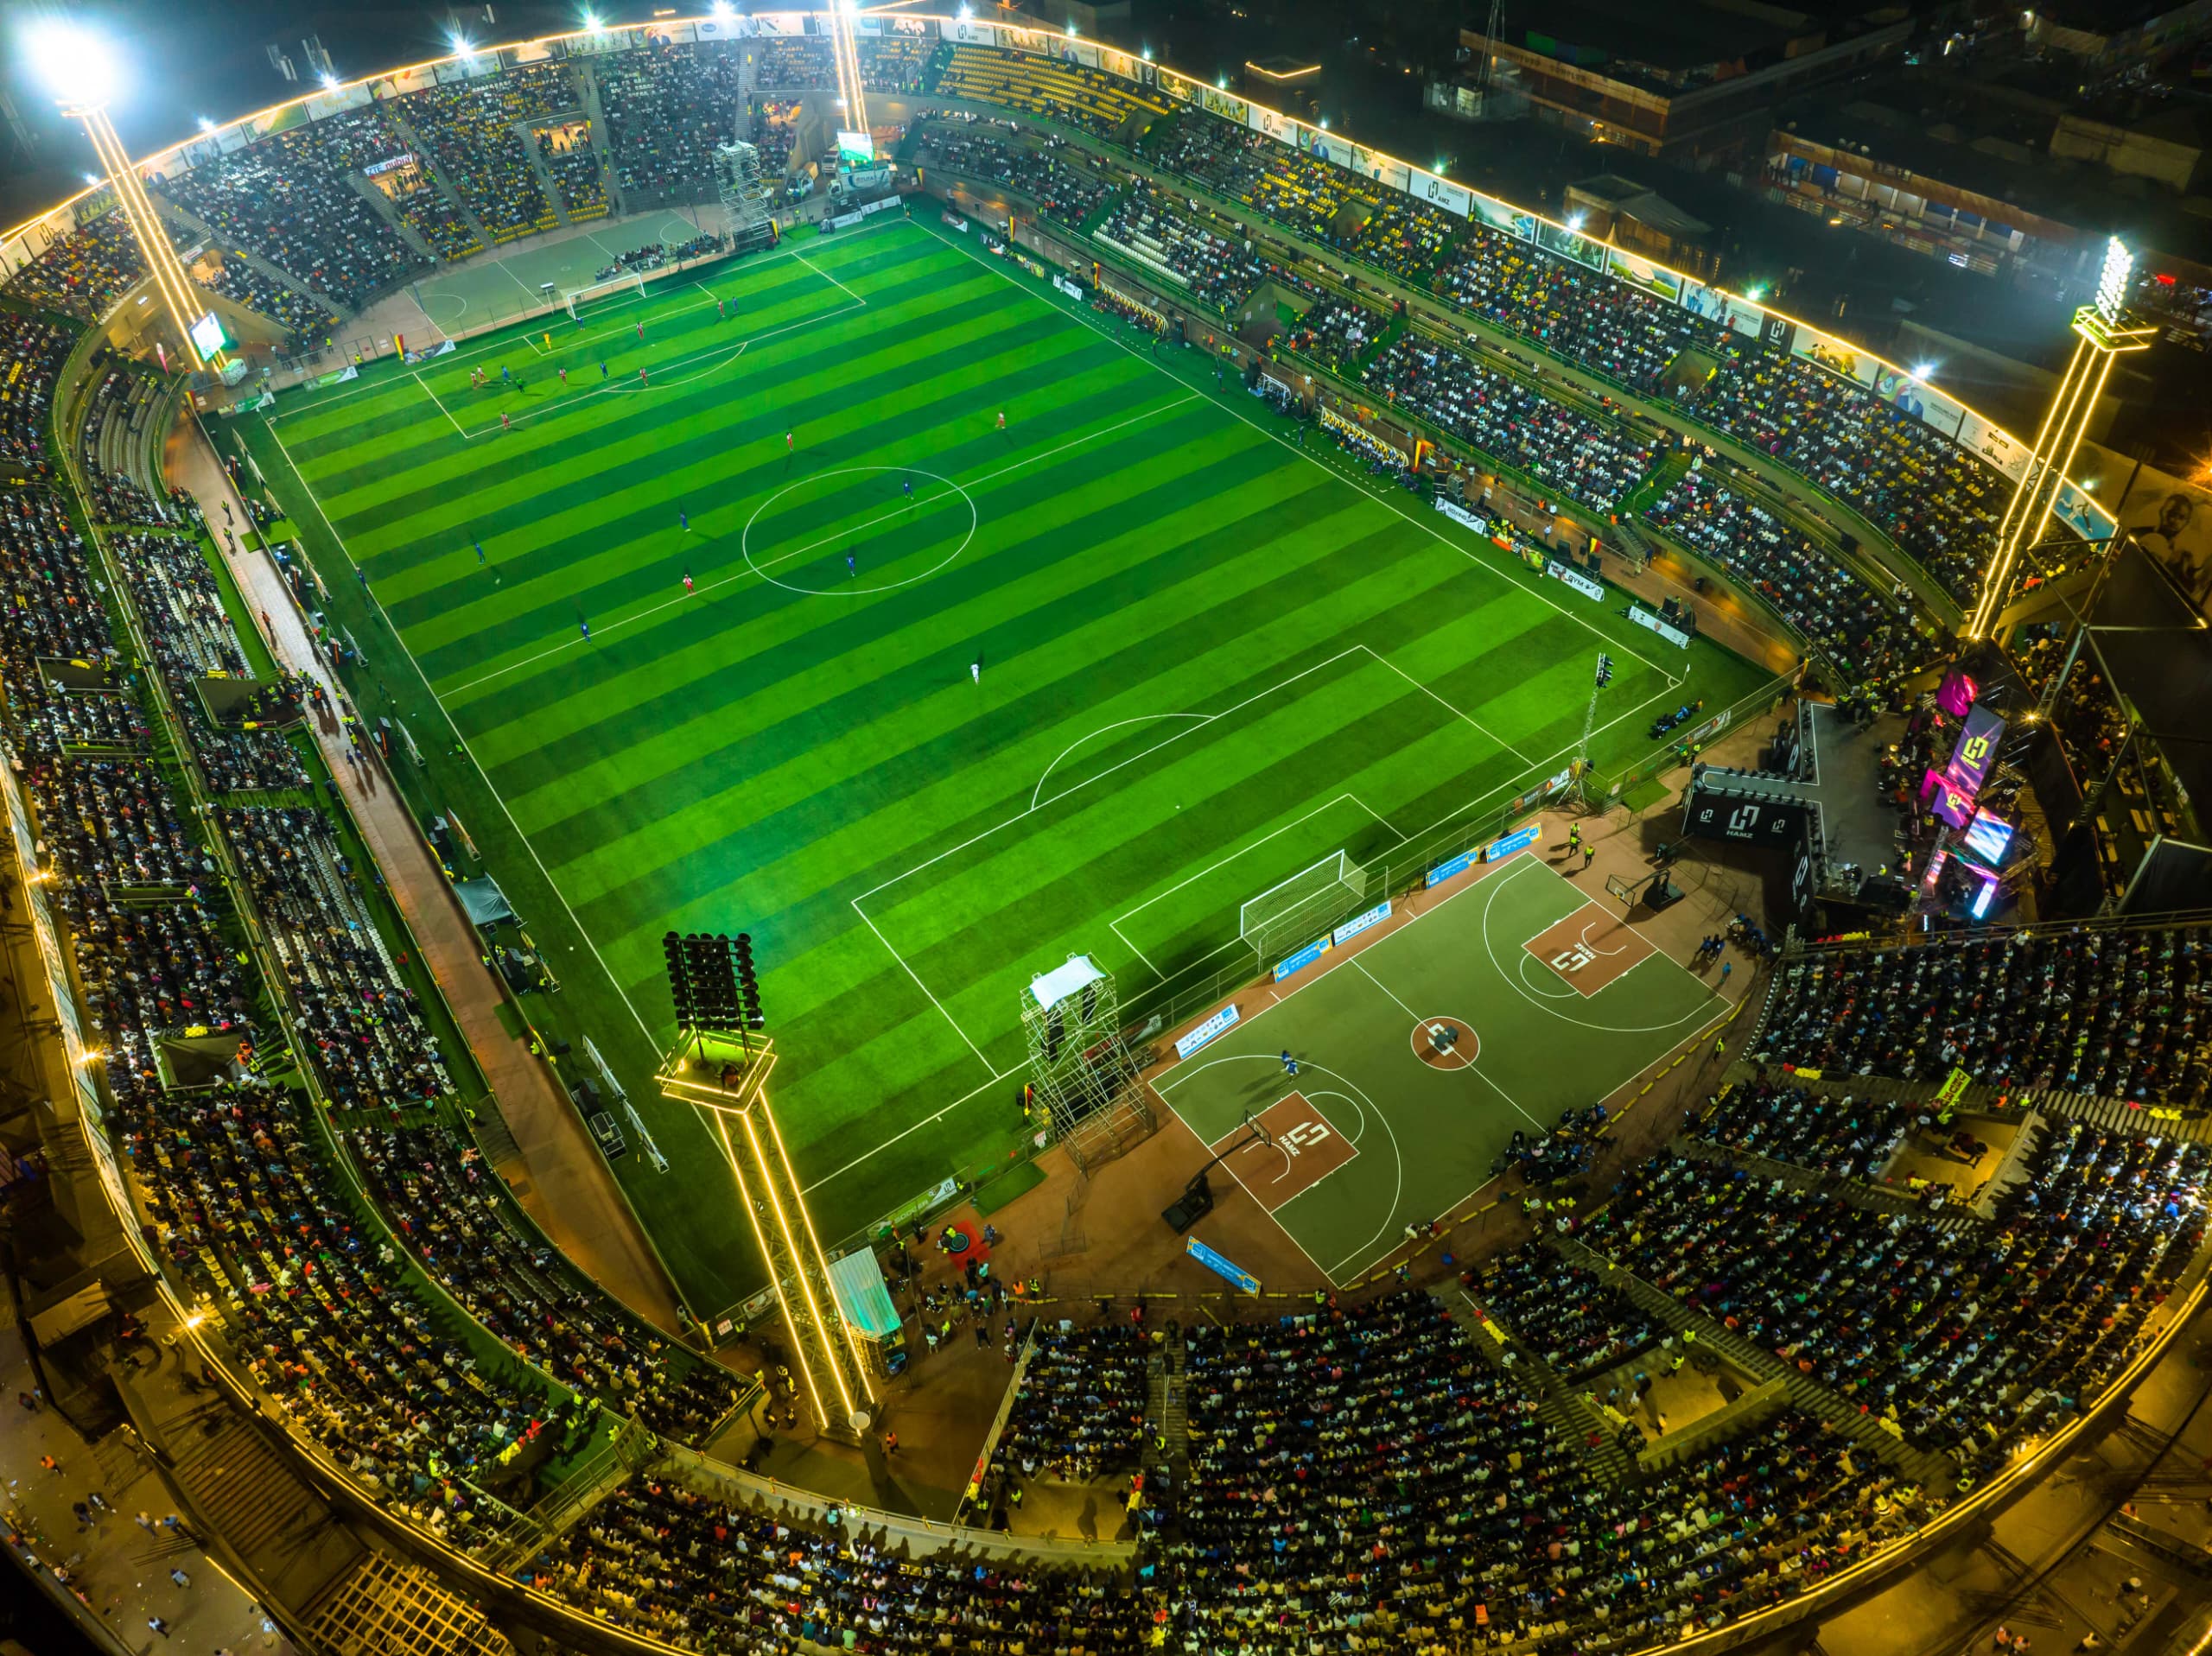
0, 8, 2120, 547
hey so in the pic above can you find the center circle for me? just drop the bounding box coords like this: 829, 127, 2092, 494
742, 465, 978, 595
1412, 1017, 1478, 1069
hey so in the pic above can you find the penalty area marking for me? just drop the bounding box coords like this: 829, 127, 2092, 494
741, 466, 979, 596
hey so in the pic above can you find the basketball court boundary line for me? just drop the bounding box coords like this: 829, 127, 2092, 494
1478, 860, 1721, 1034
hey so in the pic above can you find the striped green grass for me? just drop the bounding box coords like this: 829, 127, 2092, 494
240, 216, 1766, 1319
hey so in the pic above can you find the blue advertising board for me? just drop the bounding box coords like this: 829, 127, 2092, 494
1332, 898, 1392, 946
1185, 1235, 1260, 1294
1273, 937, 1331, 982
1426, 847, 1478, 888
1484, 822, 1541, 862
1175, 1003, 1241, 1059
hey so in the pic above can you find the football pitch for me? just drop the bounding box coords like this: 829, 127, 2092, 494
235, 211, 1769, 1323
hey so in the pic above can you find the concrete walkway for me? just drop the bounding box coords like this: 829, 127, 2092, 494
161, 415, 683, 1338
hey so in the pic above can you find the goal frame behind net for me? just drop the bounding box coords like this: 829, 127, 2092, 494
1238, 849, 1367, 965
563, 270, 648, 322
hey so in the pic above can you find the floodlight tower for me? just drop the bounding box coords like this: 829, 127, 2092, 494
29, 22, 207, 371
655, 932, 874, 1443
1964, 236, 2155, 639
830, 0, 870, 139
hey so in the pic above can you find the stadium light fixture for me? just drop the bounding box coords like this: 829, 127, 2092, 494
451, 32, 476, 58
1910, 361, 1937, 380
83, 172, 100, 187
320, 71, 339, 90
1743, 282, 1767, 301
710, 0, 733, 16
196, 116, 217, 134
582, 10, 602, 32
24, 18, 120, 108
958, 3, 973, 16
1141, 46, 1153, 60
1566, 212, 1586, 232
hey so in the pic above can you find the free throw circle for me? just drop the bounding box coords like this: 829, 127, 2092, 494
1412, 1017, 1478, 1069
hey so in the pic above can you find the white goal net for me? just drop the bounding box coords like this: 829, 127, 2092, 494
563, 271, 647, 322
1239, 850, 1368, 964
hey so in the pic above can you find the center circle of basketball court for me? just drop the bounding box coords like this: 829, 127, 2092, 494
1411, 1017, 1478, 1069
741, 465, 978, 596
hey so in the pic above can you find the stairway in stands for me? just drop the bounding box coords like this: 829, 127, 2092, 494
1141, 1323, 1189, 1530
164, 1404, 328, 1558
1550, 1234, 1957, 1488
1441, 1287, 1634, 1486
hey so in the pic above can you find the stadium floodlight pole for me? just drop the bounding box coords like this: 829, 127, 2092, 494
1963, 236, 2154, 640
27, 22, 207, 371
830, 0, 870, 136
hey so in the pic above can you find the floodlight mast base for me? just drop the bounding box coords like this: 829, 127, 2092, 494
658, 1030, 874, 1443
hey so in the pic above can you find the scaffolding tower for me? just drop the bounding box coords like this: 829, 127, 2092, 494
715, 139, 776, 252
1021, 955, 1154, 1172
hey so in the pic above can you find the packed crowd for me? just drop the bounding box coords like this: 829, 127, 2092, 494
536, 1477, 1142, 1651
750, 98, 799, 185
273, 103, 482, 263
859, 35, 931, 94
200, 253, 340, 354
73, 887, 254, 1092
129, 1077, 592, 1546
538, 128, 607, 219
914, 122, 1113, 232
1580, 1139, 2203, 1467
3, 212, 146, 320
104, 527, 308, 795
1441, 235, 1702, 397
1281, 295, 1381, 373
1753, 923, 2212, 1104
1153, 123, 1376, 248
1695, 345, 2000, 603
162, 129, 428, 312
407, 67, 569, 239
933, 43, 1172, 140
996, 1323, 1148, 1483
1471, 1241, 1662, 1382
600, 41, 745, 203
1644, 464, 1915, 679
216, 804, 454, 1110
346, 1120, 739, 1443
1358, 333, 1658, 512
1096, 183, 1316, 315
1690, 1082, 1914, 1182
0, 312, 71, 477
754, 37, 837, 90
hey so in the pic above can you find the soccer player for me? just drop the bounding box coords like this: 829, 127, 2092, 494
847, 550, 856, 578
501, 365, 511, 384
558, 365, 568, 386
682, 568, 694, 594
996, 410, 1006, 430
474, 536, 485, 564
500, 412, 511, 432
1279, 1050, 1299, 1077
903, 478, 913, 500
718, 298, 726, 320
679, 509, 689, 532
785, 429, 794, 453
635, 320, 644, 343
970, 655, 982, 685
599, 361, 608, 380
542, 331, 552, 352
580, 618, 591, 642
638, 367, 648, 385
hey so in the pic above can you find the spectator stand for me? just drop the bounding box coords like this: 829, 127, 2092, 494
1, 210, 145, 322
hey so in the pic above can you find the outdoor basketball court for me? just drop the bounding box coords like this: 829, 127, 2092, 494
404, 210, 713, 339
1152, 840, 1726, 1285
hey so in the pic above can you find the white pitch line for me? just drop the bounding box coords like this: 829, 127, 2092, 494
921, 214, 1683, 690
788, 248, 865, 304
440, 391, 1201, 697
1108, 917, 1161, 979
1113, 792, 1369, 929
260, 416, 669, 1065
1359, 644, 1534, 767
266, 214, 914, 425
798, 1060, 1021, 1195
1350, 956, 1421, 1024
853, 906, 992, 1071
412, 372, 467, 442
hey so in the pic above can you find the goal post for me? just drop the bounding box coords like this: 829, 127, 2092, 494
563, 270, 647, 322
1238, 850, 1367, 966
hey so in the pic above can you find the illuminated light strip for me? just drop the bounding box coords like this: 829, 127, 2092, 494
718, 1112, 831, 1432
77, 106, 206, 370
1967, 337, 2097, 637
759, 1097, 877, 1399
833, 7, 870, 136
741, 1107, 861, 1427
